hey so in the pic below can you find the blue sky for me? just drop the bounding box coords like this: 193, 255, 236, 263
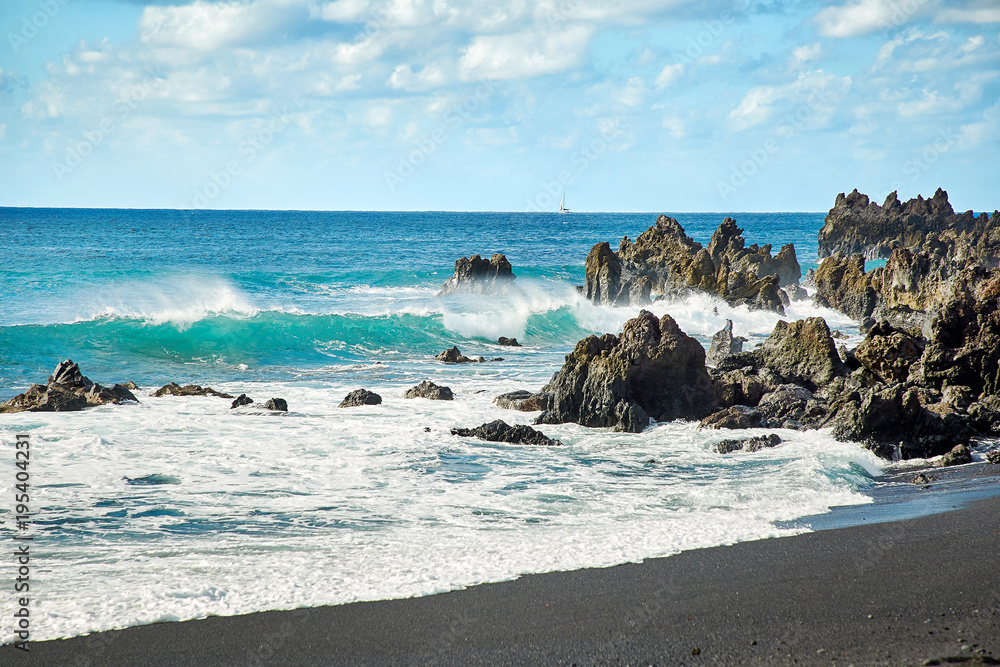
0, 0, 998, 211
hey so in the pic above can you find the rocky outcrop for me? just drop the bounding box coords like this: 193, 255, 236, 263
153, 382, 233, 399
493, 390, 552, 412
758, 318, 847, 391
934, 444, 972, 467
536, 310, 718, 432
404, 381, 454, 400
583, 216, 799, 313
338, 389, 382, 408
700, 405, 763, 430
438, 254, 515, 295
452, 420, 561, 446
0, 360, 139, 414
706, 319, 745, 366
434, 346, 500, 363
854, 321, 923, 383
713, 433, 781, 454
497, 337, 522, 347
818, 188, 1000, 263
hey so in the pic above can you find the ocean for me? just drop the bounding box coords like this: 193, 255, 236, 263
0, 208, 885, 642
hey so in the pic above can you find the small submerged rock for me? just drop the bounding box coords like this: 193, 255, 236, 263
153, 382, 233, 399
713, 434, 781, 454
0, 360, 139, 414
494, 390, 552, 412
911, 472, 936, 485
404, 381, 453, 400
230, 394, 288, 411
263, 398, 288, 412
497, 337, 522, 347
231, 394, 254, 409
339, 389, 382, 408
452, 419, 561, 446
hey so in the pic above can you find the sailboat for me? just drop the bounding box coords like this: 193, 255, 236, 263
558, 193, 570, 213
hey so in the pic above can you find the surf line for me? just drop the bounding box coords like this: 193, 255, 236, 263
12, 433, 32, 652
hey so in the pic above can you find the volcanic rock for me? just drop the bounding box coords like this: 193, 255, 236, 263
435, 346, 494, 363
230, 394, 254, 409
700, 405, 763, 430
404, 381, 454, 400
451, 419, 561, 446
0, 360, 139, 414
263, 398, 288, 411
493, 390, 552, 412
818, 188, 1000, 263
153, 382, 233, 399
713, 433, 781, 454
934, 444, 973, 467
536, 310, 718, 432
583, 216, 799, 313
706, 319, 746, 366
439, 254, 515, 295
338, 389, 382, 408
854, 321, 924, 383
758, 318, 847, 391
497, 337, 522, 347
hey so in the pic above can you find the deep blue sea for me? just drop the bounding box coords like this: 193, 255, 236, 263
0, 208, 887, 640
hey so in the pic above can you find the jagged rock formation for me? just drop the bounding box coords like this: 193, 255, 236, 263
584, 216, 800, 313
0, 360, 139, 413
493, 390, 552, 412
706, 319, 746, 366
757, 318, 848, 391
535, 310, 718, 432
338, 389, 382, 408
497, 337, 521, 347
153, 382, 233, 398
438, 254, 515, 295
818, 188, 1000, 263
404, 381, 454, 400
451, 420, 561, 446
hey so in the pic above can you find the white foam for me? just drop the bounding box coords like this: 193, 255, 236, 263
0, 369, 880, 643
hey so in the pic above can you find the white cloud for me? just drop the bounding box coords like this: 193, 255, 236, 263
317, 0, 370, 22
792, 43, 822, 64
959, 100, 1000, 146
458, 26, 593, 80
661, 116, 685, 138
387, 63, 450, 91
654, 63, 684, 89
815, 0, 931, 38
728, 70, 852, 131
139, 0, 312, 51
937, 7, 1000, 24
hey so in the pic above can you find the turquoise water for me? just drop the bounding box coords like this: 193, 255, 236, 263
0, 208, 888, 642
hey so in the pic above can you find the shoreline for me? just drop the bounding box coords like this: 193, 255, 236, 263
9, 461, 998, 666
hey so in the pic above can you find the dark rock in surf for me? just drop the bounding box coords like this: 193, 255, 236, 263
404, 381, 454, 400
713, 433, 781, 454
0, 360, 139, 414
497, 337, 522, 347
231, 394, 254, 409
435, 346, 487, 363
451, 419, 561, 446
153, 382, 234, 399
263, 398, 288, 411
493, 390, 552, 412
934, 444, 972, 467
338, 389, 382, 408
700, 405, 763, 430
438, 254, 515, 295
536, 310, 718, 432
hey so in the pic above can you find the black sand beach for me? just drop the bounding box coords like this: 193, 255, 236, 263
7, 463, 999, 667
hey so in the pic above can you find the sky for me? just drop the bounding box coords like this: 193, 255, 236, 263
0, 0, 998, 212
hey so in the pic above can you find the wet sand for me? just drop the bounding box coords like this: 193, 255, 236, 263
6, 463, 1000, 666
